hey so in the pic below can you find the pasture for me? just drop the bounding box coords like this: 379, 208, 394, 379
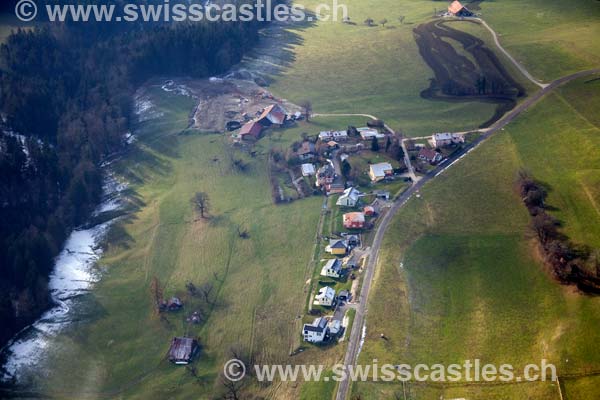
352, 75, 600, 399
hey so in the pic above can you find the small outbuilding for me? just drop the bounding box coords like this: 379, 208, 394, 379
168, 337, 199, 365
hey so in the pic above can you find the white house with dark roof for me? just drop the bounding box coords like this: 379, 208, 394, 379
321, 258, 343, 278
313, 286, 336, 307
336, 187, 361, 207
432, 132, 464, 148
302, 317, 329, 343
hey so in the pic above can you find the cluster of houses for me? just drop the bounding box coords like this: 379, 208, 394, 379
237, 103, 288, 141
415, 132, 466, 165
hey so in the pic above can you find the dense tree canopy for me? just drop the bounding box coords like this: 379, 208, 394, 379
0, 2, 265, 346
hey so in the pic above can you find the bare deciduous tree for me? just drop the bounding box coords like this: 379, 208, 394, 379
193, 192, 210, 218
300, 100, 312, 122
380, 18, 388, 27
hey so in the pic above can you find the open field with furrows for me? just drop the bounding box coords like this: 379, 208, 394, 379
351, 75, 600, 399
18, 85, 359, 399
476, 0, 600, 82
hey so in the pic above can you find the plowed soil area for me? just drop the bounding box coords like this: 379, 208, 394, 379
414, 20, 526, 128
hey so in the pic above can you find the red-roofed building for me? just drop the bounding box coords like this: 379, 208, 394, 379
343, 212, 365, 229
448, 1, 473, 17
418, 148, 443, 164
239, 120, 263, 140
258, 104, 287, 126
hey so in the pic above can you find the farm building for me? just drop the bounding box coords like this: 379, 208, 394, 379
303, 317, 329, 343
168, 337, 199, 364
326, 238, 348, 255
336, 187, 361, 207
257, 104, 287, 126
239, 120, 263, 140
358, 127, 385, 140
321, 258, 344, 278
301, 163, 316, 176
448, 0, 473, 17
369, 162, 394, 182
418, 148, 443, 164
314, 286, 336, 307
343, 212, 365, 229
432, 132, 464, 148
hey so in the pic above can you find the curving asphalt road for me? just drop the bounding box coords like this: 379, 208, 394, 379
334, 66, 600, 400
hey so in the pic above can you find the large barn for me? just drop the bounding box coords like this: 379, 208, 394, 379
448, 1, 473, 17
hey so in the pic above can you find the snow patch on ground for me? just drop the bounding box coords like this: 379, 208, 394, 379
0, 173, 127, 382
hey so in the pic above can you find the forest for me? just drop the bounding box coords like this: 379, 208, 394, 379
0, 0, 265, 348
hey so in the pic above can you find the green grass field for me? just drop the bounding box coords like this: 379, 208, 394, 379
266, 0, 509, 136
352, 75, 600, 399
8, 0, 599, 398
21, 85, 339, 399
478, 0, 600, 81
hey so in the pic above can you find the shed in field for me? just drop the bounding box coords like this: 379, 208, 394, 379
168, 337, 199, 365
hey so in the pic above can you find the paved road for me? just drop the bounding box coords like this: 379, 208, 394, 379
334, 67, 600, 400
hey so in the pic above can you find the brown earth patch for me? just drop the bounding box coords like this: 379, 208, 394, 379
414, 19, 526, 128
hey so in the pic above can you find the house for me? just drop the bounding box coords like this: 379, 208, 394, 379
343, 212, 365, 229
297, 141, 316, 161
328, 178, 346, 194
301, 163, 316, 176
336, 187, 361, 207
418, 148, 443, 164
168, 337, 199, 364
314, 286, 336, 307
257, 104, 287, 126
332, 130, 348, 141
358, 127, 385, 140
318, 131, 333, 141
369, 162, 394, 182
316, 162, 336, 188
327, 140, 338, 149
432, 132, 464, 148
303, 317, 329, 343
321, 258, 344, 278
326, 239, 348, 255
337, 290, 350, 302
448, 0, 473, 17
239, 120, 263, 140
328, 319, 342, 336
